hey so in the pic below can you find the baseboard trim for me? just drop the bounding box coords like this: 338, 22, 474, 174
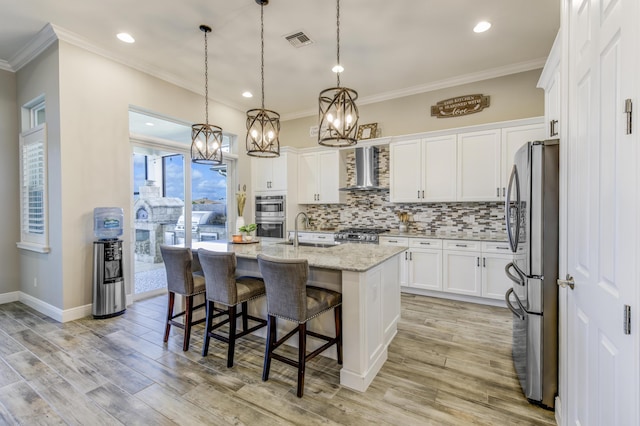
1, 291, 93, 323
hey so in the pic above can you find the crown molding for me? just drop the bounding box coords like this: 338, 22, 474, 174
0, 60, 12, 72
281, 57, 547, 121
9, 23, 58, 71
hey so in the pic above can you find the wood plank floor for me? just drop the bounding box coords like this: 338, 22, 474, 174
0, 294, 557, 425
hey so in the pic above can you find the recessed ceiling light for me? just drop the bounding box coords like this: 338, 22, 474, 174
117, 33, 135, 43
145, 122, 155, 127
332, 64, 344, 73
242, 91, 253, 98
473, 21, 492, 33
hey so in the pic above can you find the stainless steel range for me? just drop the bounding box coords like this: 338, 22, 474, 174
335, 227, 389, 244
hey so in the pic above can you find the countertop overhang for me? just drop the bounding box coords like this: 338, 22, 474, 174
191, 240, 406, 272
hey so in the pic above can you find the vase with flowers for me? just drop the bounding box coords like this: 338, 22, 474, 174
235, 184, 247, 234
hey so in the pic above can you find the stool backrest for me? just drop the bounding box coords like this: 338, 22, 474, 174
160, 245, 195, 296
257, 254, 308, 322
198, 249, 238, 306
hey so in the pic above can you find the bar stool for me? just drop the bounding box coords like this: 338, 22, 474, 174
159, 245, 206, 351
257, 254, 342, 397
198, 249, 267, 367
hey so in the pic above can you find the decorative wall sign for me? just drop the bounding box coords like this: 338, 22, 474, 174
430, 94, 490, 118
357, 123, 378, 140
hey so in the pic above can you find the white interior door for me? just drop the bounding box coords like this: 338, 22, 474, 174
565, 0, 638, 424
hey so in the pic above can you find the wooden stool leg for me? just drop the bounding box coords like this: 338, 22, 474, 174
227, 305, 237, 368
164, 292, 175, 343
241, 301, 249, 331
202, 300, 214, 356
297, 322, 307, 398
335, 305, 343, 365
262, 315, 276, 381
183, 295, 193, 351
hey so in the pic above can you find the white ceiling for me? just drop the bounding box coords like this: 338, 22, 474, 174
0, 0, 560, 120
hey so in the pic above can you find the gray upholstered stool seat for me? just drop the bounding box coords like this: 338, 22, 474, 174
257, 254, 343, 397
198, 249, 267, 367
159, 245, 207, 351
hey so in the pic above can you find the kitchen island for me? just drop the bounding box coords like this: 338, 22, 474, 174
191, 240, 405, 392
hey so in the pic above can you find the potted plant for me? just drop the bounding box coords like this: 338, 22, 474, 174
239, 223, 257, 241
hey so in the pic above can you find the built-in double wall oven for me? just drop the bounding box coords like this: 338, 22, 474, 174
255, 195, 285, 239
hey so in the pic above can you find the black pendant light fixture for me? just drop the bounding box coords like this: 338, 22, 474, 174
318, 0, 359, 147
246, 0, 280, 158
192, 25, 223, 165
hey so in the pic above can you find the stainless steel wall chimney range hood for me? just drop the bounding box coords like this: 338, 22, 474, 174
340, 146, 388, 191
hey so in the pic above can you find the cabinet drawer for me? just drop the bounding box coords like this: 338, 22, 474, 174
442, 240, 481, 251
409, 238, 443, 249
379, 236, 409, 246
482, 241, 524, 253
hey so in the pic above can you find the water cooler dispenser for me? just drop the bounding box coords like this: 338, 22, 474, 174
92, 207, 126, 318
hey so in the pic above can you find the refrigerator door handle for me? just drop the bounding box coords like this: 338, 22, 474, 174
505, 165, 521, 252
505, 288, 525, 320
505, 262, 525, 286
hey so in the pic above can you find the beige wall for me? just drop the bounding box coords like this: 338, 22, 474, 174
280, 69, 544, 148
16, 42, 64, 307
0, 69, 20, 295
13, 40, 249, 313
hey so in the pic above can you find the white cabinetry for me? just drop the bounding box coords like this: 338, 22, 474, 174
408, 238, 442, 291
480, 241, 523, 300
537, 32, 561, 139
442, 240, 483, 296
252, 153, 290, 192
456, 130, 502, 202
379, 236, 442, 291
390, 135, 456, 202
456, 125, 544, 201
298, 150, 346, 204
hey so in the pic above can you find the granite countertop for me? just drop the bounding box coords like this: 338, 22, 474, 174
192, 240, 406, 272
383, 230, 509, 242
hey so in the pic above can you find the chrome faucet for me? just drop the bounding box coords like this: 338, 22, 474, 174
293, 212, 309, 247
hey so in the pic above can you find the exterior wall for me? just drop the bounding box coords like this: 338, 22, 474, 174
280, 69, 544, 148
0, 69, 20, 296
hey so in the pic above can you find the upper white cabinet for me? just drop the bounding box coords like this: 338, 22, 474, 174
298, 149, 346, 204
389, 135, 457, 202
500, 123, 546, 197
251, 150, 298, 193
390, 118, 544, 203
537, 32, 561, 139
456, 129, 502, 202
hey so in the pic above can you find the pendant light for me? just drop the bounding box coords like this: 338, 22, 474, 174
246, 0, 280, 158
191, 25, 223, 165
318, 0, 359, 147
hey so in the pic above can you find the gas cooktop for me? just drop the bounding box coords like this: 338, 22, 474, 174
335, 227, 389, 243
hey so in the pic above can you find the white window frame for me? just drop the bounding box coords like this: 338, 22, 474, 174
17, 123, 50, 253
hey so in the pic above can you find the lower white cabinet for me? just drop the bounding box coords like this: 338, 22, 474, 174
381, 236, 521, 303
442, 240, 483, 296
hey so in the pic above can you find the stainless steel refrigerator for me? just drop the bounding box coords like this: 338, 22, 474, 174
504, 139, 559, 409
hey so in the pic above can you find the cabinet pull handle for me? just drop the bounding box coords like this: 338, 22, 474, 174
483, 257, 486, 267
422, 190, 425, 198
550, 119, 558, 137
417, 190, 420, 199
389, 240, 398, 243
455, 244, 467, 247
496, 187, 500, 197
477, 257, 480, 267
405, 252, 408, 260
625, 99, 633, 135
497, 246, 509, 250
410, 252, 413, 261
420, 242, 430, 245
502, 187, 506, 197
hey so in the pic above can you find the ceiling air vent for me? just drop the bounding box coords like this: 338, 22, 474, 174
284, 31, 313, 48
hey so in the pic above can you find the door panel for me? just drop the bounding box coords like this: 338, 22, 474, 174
566, 0, 637, 424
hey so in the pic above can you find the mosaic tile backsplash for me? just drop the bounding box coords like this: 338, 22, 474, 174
303, 147, 506, 234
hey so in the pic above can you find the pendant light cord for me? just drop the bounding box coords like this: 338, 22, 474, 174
336, 0, 341, 88
204, 28, 209, 125
261, 3, 265, 110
